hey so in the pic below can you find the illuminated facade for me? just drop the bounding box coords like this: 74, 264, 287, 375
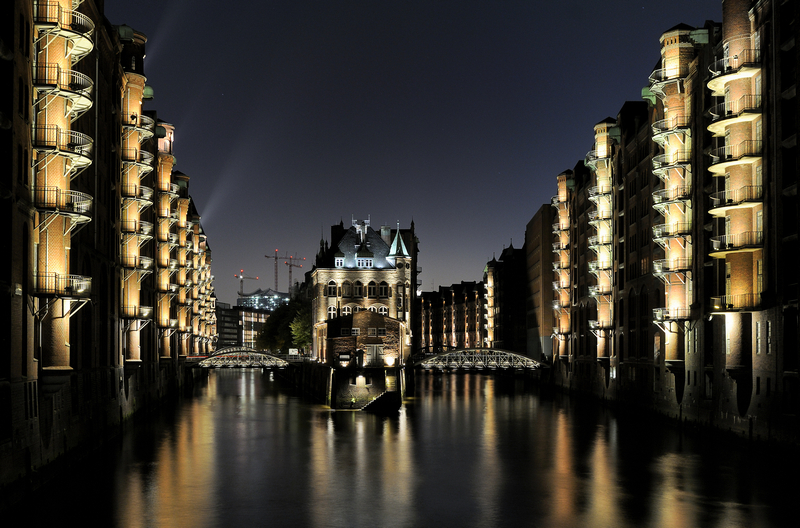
237, 287, 290, 312
545, 1, 800, 440
2, 1, 216, 488
419, 282, 487, 353
311, 218, 418, 365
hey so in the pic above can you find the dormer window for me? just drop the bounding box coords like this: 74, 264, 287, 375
335, 257, 344, 267
357, 258, 373, 268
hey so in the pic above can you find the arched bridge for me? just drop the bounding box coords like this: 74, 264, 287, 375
411, 348, 544, 371
195, 347, 290, 369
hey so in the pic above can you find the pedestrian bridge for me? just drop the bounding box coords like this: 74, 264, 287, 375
195, 347, 291, 369
411, 348, 543, 371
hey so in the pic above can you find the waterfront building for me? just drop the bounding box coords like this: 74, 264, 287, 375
310, 218, 418, 365
484, 243, 527, 353
525, 204, 555, 361
419, 281, 487, 353
1, 1, 216, 488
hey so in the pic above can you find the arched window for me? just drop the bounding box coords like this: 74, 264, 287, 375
369, 306, 377, 313
342, 306, 352, 315
327, 280, 337, 297
342, 281, 352, 297
368, 281, 377, 298
327, 306, 337, 319
378, 306, 388, 316
354, 281, 363, 297
379, 281, 388, 298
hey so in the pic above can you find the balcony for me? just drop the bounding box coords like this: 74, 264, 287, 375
651, 115, 691, 144
588, 184, 612, 200
588, 259, 612, 273
552, 280, 569, 291
710, 293, 762, 311
121, 148, 154, 175
32, 186, 92, 225
709, 185, 763, 217
121, 184, 154, 211
32, 272, 91, 298
652, 149, 691, 178
585, 149, 611, 169
121, 255, 154, 271
157, 318, 179, 329
552, 240, 569, 251
589, 284, 612, 297
648, 64, 690, 96
121, 219, 154, 236
33, 2, 95, 62
159, 182, 180, 201
653, 222, 692, 242
708, 141, 762, 175
652, 185, 691, 209
121, 305, 153, 320
551, 222, 569, 233
708, 49, 762, 96
551, 194, 568, 209
552, 299, 570, 310
588, 234, 612, 249
32, 63, 93, 120
552, 258, 570, 270
121, 113, 156, 140
589, 320, 612, 330
653, 307, 692, 321
653, 258, 692, 275
32, 125, 93, 177
709, 231, 763, 257
708, 95, 762, 136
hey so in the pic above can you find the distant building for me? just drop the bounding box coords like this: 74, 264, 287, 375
525, 204, 555, 361
311, 218, 418, 365
484, 244, 527, 353
215, 302, 270, 350
419, 281, 487, 353
237, 288, 289, 312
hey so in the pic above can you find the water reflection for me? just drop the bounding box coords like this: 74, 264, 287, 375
10, 369, 797, 528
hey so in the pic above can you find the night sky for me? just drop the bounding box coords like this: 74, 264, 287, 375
103, 0, 722, 305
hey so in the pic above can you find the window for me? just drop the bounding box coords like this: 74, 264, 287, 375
368, 328, 377, 336
368, 306, 377, 312
357, 258, 373, 268
379, 282, 388, 297
767, 321, 772, 354
378, 328, 387, 337
335, 257, 344, 267
327, 281, 337, 297
341, 328, 350, 336
354, 281, 363, 297
378, 306, 388, 316
342, 281, 352, 297
351, 328, 360, 336
342, 306, 352, 315
368, 281, 376, 298
328, 306, 337, 320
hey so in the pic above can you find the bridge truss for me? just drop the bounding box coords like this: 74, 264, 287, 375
197, 347, 290, 369
414, 348, 542, 371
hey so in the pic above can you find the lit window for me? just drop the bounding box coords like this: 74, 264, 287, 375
378, 306, 388, 316
368, 328, 377, 336
335, 257, 344, 267
369, 306, 377, 312
351, 328, 360, 336
342, 306, 352, 315
328, 306, 337, 320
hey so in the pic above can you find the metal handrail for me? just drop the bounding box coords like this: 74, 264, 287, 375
653, 307, 692, 321
32, 186, 92, 214
710, 293, 761, 311
708, 49, 762, 78
652, 185, 691, 204
121, 184, 154, 201
33, 62, 93, 98
652, 150, 691, 169
121, 305, 153, 319
710, 231, 763, 251
651, 115, 691, 135
709, 141, 763, 163
33, 272, 91, 297
588, 234, 612, 246
653, 222, 692, 238
709, 94, 763, 120
710, 185, 763, 208
34, 2, 95, 36
653, 258, 692, 273
32, 125, 93, 158
649, 64, 690, 84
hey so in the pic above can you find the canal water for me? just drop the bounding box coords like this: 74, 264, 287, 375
9, 369, 798, 527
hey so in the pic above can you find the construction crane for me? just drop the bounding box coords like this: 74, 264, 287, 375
235, 269, 258, 297
266, 250, 306, 293
284, 255, 306, 295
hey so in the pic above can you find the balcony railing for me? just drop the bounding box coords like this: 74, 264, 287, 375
652, 150, 691, 170
32, 125, 93, 160
33, 2, 95, 60
121, 255, 154, 270
32, 187, 92, 216
588, 260, 612, 272
588, 185, 612, 198
649, 64, 690, 85
708, 49, 762, 78
33, 272, 91, 298
653, 258, 692, 274
121, 148, 154, 167
651, 115, 691, 136
588, 234, 612, 247
589, 284, 612, 296
552, 259, 570, 270
552, 222, 569, 233
709, 95, 762, 121
710, 293, 762, 311
710, 231, 763, 251
585, 149, 611, 167
552, 299, 570, 310
552, 240, 569, 251
588, 210, 612, 222
653, 307, 692, 321
121, 113, 156, 135
709, 141, 762, 165
121, 305, 153, 319
121, 184, 154, 202
653, 222, 692, 239
589, 320, 613, 330
32, 62, 94, 116
710, 185, 763, 208
652, 185, 691, 204
120, 219, 154, 236
552, 281, 569, 291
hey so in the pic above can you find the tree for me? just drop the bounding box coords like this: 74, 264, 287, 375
256, 298, 311, 353
289, 305, 312, 352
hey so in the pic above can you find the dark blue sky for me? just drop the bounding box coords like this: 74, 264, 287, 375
104, 0, 722, 304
